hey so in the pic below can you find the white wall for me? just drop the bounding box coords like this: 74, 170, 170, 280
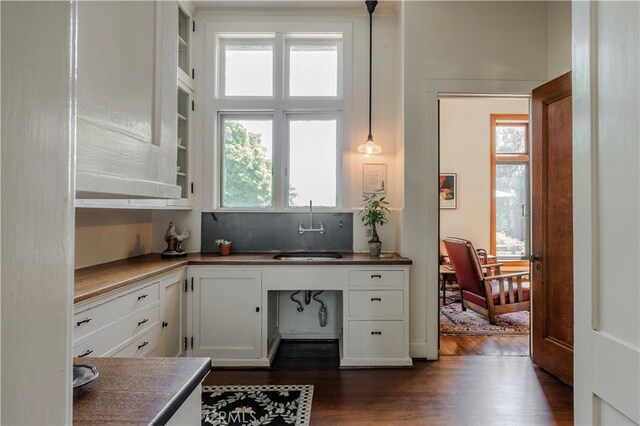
277, 291, 341, 339
439, 97, 529, 250
1, 2, 75, 423
548, 1, 571, 79
401, 0, 552, 359
75, 209, 154, 268
153, 4, 403, 254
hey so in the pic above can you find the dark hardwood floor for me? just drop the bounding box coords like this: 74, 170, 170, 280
439, 335, 530, 356
203, 340, 573, 425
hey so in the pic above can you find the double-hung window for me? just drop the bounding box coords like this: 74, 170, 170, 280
213, 29, 346, 209
490, 114, 530, 260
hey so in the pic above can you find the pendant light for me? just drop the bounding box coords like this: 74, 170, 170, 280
357, 0, 382, 155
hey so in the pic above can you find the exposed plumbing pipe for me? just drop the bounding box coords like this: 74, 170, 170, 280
313, 291, 328, 327
290, 291, 304, 312
304, 290, 313, 305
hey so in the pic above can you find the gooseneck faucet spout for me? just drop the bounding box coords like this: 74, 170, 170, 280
298, 200, 325, 234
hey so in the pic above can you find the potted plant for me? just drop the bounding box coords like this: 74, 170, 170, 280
359, 194, 390, 256
215, 239, 232, 256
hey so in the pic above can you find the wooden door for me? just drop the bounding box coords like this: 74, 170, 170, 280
531, 71, 573, 385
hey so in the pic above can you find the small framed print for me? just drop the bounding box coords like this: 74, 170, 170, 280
363, 164, 387, 194
439, 173, 457, 209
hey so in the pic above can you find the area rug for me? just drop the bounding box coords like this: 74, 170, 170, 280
440, 286, 530, 335
202, 384, 313, 426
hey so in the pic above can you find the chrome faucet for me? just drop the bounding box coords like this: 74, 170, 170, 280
298, 200, 325, 234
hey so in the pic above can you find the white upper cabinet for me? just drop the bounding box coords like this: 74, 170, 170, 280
76, 1, 181, 199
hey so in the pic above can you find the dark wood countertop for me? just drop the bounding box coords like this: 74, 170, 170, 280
73, 357, 211, 426
73, 358, 211, 425
75, 252, 412, 304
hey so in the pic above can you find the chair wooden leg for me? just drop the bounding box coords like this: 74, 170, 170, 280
488, 310, 496, 324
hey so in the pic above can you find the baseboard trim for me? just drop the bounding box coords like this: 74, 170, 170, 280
279, 332, 340, 340
410, 341, 428, 359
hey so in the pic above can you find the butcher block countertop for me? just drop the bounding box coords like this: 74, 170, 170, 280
74, 252, 412, 304
73, 357, 211, 426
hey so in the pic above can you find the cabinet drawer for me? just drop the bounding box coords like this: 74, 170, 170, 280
74, 282, 159, 341
112, 325, 160, 358
73, 305, 159, 358
349, 290, 404, 318
348, 321, 404, 359
348, 270, 403, 287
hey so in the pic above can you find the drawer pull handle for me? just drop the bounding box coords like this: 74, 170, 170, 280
371, 331, 382, 336
76, 317, 92, 326
370, 297, 382, 302
137, 318, 149, 326
78, 349, 93, 357
137, 294, 148, 301
371, 274, 382, 279
137, 341, 149, 350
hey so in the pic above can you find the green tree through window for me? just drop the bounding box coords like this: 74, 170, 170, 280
222, 120, 273, 207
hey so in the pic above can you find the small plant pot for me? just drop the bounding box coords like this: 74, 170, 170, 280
219, 243, 231, 256
368, 241, 382, 257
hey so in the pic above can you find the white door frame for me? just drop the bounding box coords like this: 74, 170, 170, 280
573, 2, 640, 424
424, 79, 546, 359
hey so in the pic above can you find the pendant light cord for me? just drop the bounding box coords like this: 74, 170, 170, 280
368, 8, 373, 139
366, 1, 377, 140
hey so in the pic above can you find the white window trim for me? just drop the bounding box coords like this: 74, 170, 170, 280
202, 20, 353, 211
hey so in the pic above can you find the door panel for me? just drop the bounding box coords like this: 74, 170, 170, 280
573, 2, 640, 423
192, 270, 262, 360
531, 71, 573, 385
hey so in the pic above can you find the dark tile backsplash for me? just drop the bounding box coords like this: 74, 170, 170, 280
201, 212, 353, 253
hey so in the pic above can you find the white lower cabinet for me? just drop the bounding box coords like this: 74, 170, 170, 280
191, 268, 262, 362
73, 267, 188, 359
160, 269, 188, 357
343, 268, 411, 367
348, 320, 404, 359
75, 263, 411, 367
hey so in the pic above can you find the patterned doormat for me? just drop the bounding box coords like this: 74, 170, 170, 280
202, 384, 313, 426
440, 286, 530, 335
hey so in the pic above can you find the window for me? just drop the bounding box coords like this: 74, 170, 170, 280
490, 114, 530, 260
287, 114, 338, 207
213, 31, 346, 209
220, 39, 274, 97
287, 41, 339, 97
220, 115, 273, 208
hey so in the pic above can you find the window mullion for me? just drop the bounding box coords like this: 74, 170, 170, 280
273, 32, 285, 209
273, 110, 285, 210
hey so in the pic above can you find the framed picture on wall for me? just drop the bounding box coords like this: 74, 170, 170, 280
439, 173, 457, 209
363, 164, 387, 194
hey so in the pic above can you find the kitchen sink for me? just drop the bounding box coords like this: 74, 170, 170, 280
273, 252, 343, 261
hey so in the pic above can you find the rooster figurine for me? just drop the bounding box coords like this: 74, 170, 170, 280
161, 221, 189, 258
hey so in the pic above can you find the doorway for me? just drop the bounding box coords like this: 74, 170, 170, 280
438, 95, 531, 356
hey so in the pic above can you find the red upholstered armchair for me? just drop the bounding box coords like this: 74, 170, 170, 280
443, 237, 530, 324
